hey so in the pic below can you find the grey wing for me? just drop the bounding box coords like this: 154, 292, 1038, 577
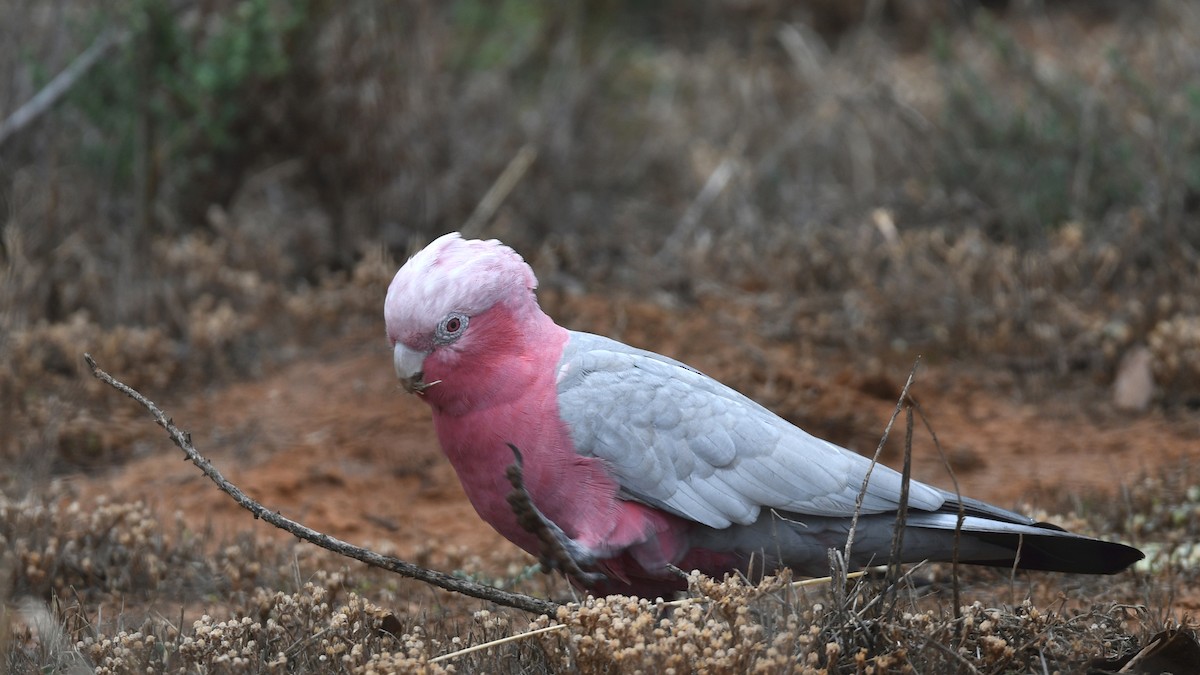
556, 331, 946, 529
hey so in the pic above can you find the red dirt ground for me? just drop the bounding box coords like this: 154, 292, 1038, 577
71, 294, 1197, 592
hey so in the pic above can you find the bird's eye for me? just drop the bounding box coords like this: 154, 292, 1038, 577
435, 313, 469, 343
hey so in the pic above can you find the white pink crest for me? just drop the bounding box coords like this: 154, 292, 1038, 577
384, 233, 538, 347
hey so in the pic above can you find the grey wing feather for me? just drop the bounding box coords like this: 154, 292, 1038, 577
556, 331, 946, 529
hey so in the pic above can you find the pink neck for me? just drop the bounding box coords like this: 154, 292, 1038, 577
420, 301, 566, 417
414, 302, 696, 580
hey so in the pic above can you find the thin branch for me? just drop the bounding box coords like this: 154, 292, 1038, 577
83, 354, 559, 616
919, 629, 984, 675
460, 144, 538, 237
656, 155, 739, 262
910, 400, 966, 624
882, 402, 916, 619
850, 561, 929, 628
844, 358, 921, 567
430, 623, 566, 664
886, 402, 915, 584
0, 0, 197, 148
0, 30, 119, 147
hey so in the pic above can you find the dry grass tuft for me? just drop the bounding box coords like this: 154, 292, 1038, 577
75, 579, 417, 673
1, 473, 1193, 672
1149, 316, 1200, 405
4, 2, 1200, 673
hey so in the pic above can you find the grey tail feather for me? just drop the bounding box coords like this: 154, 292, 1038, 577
963, 527, 1144, 574
932, 494, 1144, 574
701, 510, 1145, 577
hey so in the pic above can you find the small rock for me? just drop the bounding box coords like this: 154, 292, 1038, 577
1113, 345, 1155, 412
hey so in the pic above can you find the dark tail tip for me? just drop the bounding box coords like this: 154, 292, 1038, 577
974, 533, 1144, 574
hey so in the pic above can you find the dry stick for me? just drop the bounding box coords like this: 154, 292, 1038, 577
0, 0, 196, 146
656, 156, 738, 262
429, 623, 567, 665
459, 144, 538, 238
909, 401, 967, 625
83, 354, 558, 617
919, 631, 984, 675
843, 358, 921, 568
826, 548, 849, 637
851, 561, 928, 621
883, 402, 916, 617
0, 30, 119, 147
886, 403, 915, 579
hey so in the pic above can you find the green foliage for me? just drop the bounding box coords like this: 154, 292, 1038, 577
933, 14, 1144, 243
69, 0, 313, 206
1109, 49, 1200, 217
450, 0, 551, 72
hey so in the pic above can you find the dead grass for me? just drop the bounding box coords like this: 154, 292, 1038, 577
4, 1, 1200, 672
3, 3, 1199, 400
3, 476, 1189, 673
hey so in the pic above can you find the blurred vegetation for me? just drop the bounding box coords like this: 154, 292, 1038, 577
933, 10, 1200, 249
934, 15, 1138, 242
3, 1, 1200, 671
3, 1, 1198, 365
70, 0, 314, 221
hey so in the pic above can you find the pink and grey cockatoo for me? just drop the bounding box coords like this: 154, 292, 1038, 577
384, 233, 1142, 597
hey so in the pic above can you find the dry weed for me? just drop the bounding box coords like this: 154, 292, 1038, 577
1, 479, 1191, 673
4, 3, 1200, 673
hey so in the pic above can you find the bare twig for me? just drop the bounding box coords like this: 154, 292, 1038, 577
83, 354, 558, 616
882, 401, 916, 619
0, 0, 197, 148
460, 144, 538, 237
919, 629, 984, 675
844, 358, 920, 567
886, 402, 915, 584
430, 623, 566, 664
656, 154, 740, 262
0, 30, 119, 147
909, 400, 966, 624
850, 561, 928, 630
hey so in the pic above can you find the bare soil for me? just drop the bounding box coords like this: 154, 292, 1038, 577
69, 293, 1197, 606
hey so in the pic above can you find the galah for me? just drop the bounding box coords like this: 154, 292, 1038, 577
384, 233, 1143, 597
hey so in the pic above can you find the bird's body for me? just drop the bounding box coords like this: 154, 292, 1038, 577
384, 233, 1142, 597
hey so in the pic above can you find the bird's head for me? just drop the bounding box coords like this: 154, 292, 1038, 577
384, 232, 543, 406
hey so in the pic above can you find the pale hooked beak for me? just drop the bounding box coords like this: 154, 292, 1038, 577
393, 343, 435, 394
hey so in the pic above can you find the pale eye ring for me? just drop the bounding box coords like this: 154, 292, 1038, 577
435, 312, 469, 343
